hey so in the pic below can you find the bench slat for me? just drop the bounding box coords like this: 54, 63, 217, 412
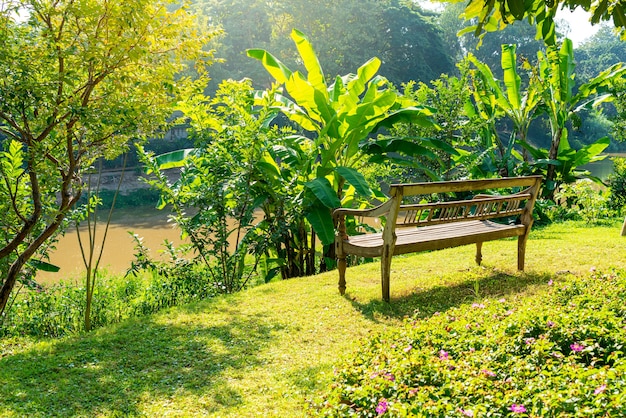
341, 220, 524, 258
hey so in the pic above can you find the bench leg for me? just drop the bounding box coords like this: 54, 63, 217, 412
337, 254, 347, 295
475, 242, 483, 266
381, 246, 392, 302
518, 235, 528, 271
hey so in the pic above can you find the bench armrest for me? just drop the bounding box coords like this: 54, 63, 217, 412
332, 198, 395, 221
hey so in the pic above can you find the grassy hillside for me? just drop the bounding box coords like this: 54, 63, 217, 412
1, 220, 625, 417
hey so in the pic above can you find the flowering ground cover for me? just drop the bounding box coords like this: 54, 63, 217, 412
317, 269, 626, 416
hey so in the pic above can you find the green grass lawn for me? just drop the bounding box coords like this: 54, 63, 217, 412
1, 220, 625, 417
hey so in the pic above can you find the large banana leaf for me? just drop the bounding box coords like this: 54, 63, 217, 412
501, 44, 521, 110
371, 106, 437, 131
246, 48, 292, 84
268, 93, 318, 132
305, 203, 335, 245
291, 29, 327, 99
335, 166, 373, 198
337, 57, 382, 113
305, 177, 341, 209
153, 148, 196, 172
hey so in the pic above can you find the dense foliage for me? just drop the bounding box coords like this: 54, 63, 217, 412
441, 0, 626, 45
607, 157, 626, 214
318, 269, 626, 417
193, 0, 455, 89
0, 0, 212, 314
1, 258, 215, 338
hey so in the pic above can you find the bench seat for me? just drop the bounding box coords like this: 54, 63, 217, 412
341, 220, 525, 258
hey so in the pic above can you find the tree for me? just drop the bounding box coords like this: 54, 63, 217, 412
439, 0, 626, 45
0, 0, 212, 314
195, 0, 455, 89
467, 44, 543, 175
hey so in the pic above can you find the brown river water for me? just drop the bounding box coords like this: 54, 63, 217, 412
37, 207, 186, 285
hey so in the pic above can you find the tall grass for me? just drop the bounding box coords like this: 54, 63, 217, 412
1, 266, 216, 338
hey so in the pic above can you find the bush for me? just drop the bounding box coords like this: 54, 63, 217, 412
553, 179, 612, 224
608, 157, 626, 214
317, 269, 626, 417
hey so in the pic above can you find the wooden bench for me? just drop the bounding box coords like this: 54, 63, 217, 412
333, 176, 542, 301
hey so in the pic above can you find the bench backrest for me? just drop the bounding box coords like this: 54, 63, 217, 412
388, 176, 542, 229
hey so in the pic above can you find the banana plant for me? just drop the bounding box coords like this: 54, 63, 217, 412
519, 130, 610, 185
530, 38, 626, 198
248, 29, 436, 246
467, 44, 542, 177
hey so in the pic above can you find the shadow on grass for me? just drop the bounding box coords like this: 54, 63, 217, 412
348, 269, 554, 322
0, 302, 282, 417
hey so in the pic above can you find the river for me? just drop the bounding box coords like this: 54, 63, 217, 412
37, 207, 186, 285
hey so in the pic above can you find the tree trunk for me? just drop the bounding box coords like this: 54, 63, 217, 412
0, 183, 80, 314
0, 209, 72, 313
545, 127, 563, 201
307, 228, 316, 275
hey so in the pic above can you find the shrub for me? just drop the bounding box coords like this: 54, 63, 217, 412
608, 157, 626, 214
553, 179, 612, 223
317, 269, 626, 417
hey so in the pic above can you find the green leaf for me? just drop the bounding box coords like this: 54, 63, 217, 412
305, 204, 335, 246
305, 177, 341, 209
247, 49, 293, 84
501, 44, 521, 110
371, 106, 437, 132
29, 260, 60, 273
572, 137, 610, 167
291, 29, 327, 98
154, 148, 196, 171
336, 166, 372, 197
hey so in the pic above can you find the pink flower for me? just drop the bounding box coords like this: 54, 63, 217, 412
481, 369, 496, 377
459, 409, 474, 417
570, 342, 585, 352
472, 303, 485, 309
594, 384, 607, 395
510, 404, 527, 413
548, 279, 554, 286
439, 350, 449, 360
547, 320, 555, 328
404, 345, 413, 353
376, 399, 388, 415
408, 388, 419, 397
383, 372, 395, 381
